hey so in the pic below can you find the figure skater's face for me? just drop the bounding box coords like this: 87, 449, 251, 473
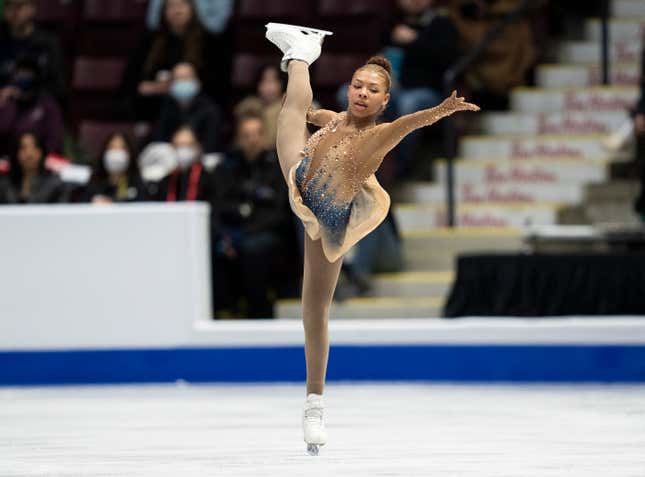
347, 69, 390, 119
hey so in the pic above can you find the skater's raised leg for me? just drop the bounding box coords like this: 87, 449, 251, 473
275, 60, 313, 182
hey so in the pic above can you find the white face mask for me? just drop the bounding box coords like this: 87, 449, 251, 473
103, 149, 130, 174
175, 146, 197, 169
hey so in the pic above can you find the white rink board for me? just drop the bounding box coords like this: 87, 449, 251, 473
1, 383, 644, 476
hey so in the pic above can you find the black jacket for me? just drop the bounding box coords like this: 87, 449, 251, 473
0, 24, 66, 102
387, 10, 460, 91
216, 149, 290, 236
84, 174, 150, 203
155, 94, 222, 152
0, 171, 66, 204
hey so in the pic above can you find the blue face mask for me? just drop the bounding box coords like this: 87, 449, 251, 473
170, 79, 200, 102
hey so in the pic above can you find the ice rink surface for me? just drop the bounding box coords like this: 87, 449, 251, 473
2, 382, 644, 476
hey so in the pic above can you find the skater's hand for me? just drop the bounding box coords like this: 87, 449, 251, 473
635, 114, 645, 135
442, 90, 480, 113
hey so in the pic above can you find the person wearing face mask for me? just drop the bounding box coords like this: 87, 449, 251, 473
0, 57, 64, 157
120, 0, 231, 120
149, 125, 218, 203
155, 62, 222, 152
85, 133, 149, 204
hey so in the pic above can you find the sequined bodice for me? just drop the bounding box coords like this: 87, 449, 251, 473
294, 101, 464, 246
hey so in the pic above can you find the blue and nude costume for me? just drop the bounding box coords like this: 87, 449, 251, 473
287, 103, 461, 262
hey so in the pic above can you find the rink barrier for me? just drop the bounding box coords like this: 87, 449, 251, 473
2, 318, 645, 385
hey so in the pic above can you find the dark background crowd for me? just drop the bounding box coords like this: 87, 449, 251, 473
0, 0, 616, 317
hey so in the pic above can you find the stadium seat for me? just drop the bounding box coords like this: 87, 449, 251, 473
34, 0, 80, 24
236, 0, 313, 21
78, 120, 137, 159
232, 53, 281, 90
82, 0, 148, 22
72, 57, 126, 92
318, 0, 392, 17
313, 54, 365, 88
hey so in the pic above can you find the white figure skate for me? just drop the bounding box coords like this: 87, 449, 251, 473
303, 393, 327, 455
265, 22, 333, 72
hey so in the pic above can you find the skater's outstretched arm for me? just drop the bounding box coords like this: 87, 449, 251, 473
357, 91, 479, 177
306, 107, 340, 127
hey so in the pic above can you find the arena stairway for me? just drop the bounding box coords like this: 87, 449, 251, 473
275, 0, 644, 319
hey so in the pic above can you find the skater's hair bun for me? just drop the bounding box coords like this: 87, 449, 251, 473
366, 55, 392, 76
357, 55, 392, 92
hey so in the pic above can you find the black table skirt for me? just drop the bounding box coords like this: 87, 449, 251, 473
443, 253, 645, 317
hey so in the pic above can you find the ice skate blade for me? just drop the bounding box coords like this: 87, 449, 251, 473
265, 22, 333, 37
306, 443, 321, 456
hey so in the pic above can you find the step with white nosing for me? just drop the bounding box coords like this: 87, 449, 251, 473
394, 203, 560, 229
459, 134, 610, 160
371, 271, 454, 298
511, 86, 638, 113
585, 17, 645, 41
402, 228, 523, 271
536, 63, 639, 87
398, 181, 584, 205
434, 158, 608, 185
558, 40, 640, 64
479, 111, 629, 135
276, 296, 444, 319
612, 0, 645, 17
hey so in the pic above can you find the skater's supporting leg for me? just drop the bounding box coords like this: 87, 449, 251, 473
302, 233, 343, 395
276, 60, 313, 182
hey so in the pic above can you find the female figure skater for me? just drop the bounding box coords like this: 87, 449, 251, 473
265, 22, 479, 455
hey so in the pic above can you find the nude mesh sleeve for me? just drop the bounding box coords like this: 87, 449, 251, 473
375, 101, 459, 155
356, 101, 460, 177
306, 108, 339, 127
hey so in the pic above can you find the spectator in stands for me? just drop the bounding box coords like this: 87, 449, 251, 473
0, 131, 65, 204
146, 0, 233, 35
155, 62, 222, 152
148, 125, 217, 202
86, 133, 149, 204
234, 64, 287, 149
450, 0, 537, 110
121, 0, 231, 121
0, 57, 64, 156
0, 0, 66, 102
214, 114, 290, 318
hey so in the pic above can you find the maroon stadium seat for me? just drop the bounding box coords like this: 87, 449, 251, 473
232, 53, 281, 90
313, 54, 365, 88
72, 57, 126, 92
82, 0, 148, 22
237, 0, 313, 21
78, 121, 137, 159
34, 0, 80, 24
318, 0, 392, 17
